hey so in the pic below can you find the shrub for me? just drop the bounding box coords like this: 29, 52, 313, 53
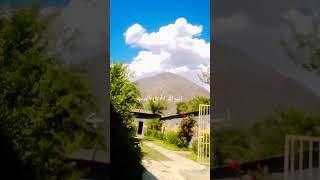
147, 118, 163, 131
177, 115, 196, 148
165, 132, 180, 145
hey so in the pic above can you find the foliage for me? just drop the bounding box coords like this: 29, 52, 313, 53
110, 63, 143, 179
250, 109, 320, 159
146, 99, 167, 115
176, 96, 209, 114
110, 63, 141, 127
164, 132, 180, 145
0, 9, 98, 179
214, 108, 320, 167
110, 104, 143, 180
144, 130, 180, 147
146, 118, 163, 131
177, 115, 196, 148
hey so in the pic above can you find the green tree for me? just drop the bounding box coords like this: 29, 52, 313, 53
250, 109, 320, 159
176, 96, 210, 114
110, 63, 141, 127
146, 99, 167, 115
110, 63, 143, 179
0, 9, 98, 179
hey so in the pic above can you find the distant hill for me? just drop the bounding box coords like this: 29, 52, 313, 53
134, 72, 210, 116
213, 45, 320, 128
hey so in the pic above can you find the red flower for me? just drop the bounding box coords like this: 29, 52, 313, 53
181, 112, 186, 117
228, 161, 240, 171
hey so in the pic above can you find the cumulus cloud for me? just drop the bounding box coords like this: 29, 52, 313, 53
124, 17, 210, 91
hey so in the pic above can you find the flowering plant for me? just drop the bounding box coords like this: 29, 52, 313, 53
177, 113, 196, 148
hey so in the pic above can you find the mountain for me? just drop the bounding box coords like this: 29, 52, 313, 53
213, 45, 320, 128
134, 72, 210, 116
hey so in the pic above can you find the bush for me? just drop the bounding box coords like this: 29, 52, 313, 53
147, 118, 163, 131
177, 115, 196, 148
165, 132, 180, 145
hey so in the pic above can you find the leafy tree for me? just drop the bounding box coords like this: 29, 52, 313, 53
110, 63, 141, 127
145, 99, 167, 131
110, 63, 143, 179
0, 9, 98, 179
176, 96, 210, 114
147, 118, 163, 131
214, 109, 320, 166
146, 99, 167, 115
250, 109, 320, 159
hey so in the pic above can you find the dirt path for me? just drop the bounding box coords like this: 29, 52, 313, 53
142, 140, 209, 180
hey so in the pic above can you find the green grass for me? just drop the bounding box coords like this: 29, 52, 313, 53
144, 136, 191, 151
141, 142, 171, 161
144, 136, 210, 166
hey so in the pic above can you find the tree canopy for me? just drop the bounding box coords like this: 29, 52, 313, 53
0, 8, 98, 179
176, 96, 210, 114
110, 63, 143, 179
146, 99, 167, 115
110, 63, 141, 126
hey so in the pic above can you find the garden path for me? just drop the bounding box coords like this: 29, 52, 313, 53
142, 140, 210, 180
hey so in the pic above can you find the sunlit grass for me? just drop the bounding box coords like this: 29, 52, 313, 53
141, 142, 171, 161
144, 136, 210, 166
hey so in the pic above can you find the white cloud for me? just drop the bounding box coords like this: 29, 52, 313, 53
124, 17, 210, 91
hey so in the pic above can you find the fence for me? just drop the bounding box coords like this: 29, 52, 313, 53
284, 135, 320, 180
198, 104, 210, 165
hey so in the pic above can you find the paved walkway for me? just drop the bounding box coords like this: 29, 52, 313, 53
142, 140, 209, 180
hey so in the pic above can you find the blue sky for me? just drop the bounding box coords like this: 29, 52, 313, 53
110, 0, 210, 63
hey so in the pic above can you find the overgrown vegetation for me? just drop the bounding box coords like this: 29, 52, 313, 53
110, 63, 143, 180
146, 118, 163, 131
0, 9, 100, 179
144, 130, 181, 148
214, 109, 320, 167
176, 96, 209, 114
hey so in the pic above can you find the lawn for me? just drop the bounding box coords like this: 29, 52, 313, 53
141, 141, 171, 161
144, 136, 210, 166
144, 136, 191, 151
